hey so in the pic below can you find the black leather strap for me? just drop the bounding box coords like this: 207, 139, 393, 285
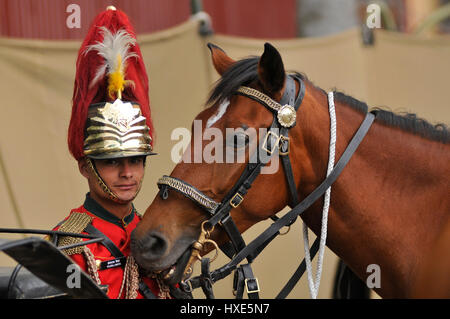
84, 224, 124, 259
241, 264, 260, 299
218, 241, 236, 259
280, 75, 296, 106
232, 263, 260, 299
139, 281, 157, 299
220, 215, 247, 259
233, 266, 245, 298
276, 237, 320, 299
200, 258, 215, 299
281, 152, 300, 206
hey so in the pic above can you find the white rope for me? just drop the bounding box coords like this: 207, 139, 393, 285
302, 91, 337, 299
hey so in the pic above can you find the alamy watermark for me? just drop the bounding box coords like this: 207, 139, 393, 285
66, 4, 81, 29
366, 263, 381, 289
366, 3, 381, 29
66, 263, 81, 289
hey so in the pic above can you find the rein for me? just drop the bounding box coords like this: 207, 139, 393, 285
157, 75, 375, 299
0, 228, 104, 251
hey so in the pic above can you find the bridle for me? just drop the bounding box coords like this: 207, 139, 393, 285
157, 74, 375, 299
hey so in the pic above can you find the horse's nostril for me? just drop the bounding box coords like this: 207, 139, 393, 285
131, 230, 168, 262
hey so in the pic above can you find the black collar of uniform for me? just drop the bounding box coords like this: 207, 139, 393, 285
84, 193, 135, 228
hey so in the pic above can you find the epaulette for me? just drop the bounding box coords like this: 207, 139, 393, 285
56, 212, 93, 255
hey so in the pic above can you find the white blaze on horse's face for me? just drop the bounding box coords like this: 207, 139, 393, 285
206, 99, 230, 128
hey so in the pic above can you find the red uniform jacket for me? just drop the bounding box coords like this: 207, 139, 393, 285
55, 193, 160, 299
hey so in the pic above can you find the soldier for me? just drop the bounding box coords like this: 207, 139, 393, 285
53, 7, 168, 299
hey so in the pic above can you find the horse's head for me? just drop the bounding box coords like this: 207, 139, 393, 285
131, 43, 309, 284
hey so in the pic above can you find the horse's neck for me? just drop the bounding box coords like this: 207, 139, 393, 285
294, 86, 449, 298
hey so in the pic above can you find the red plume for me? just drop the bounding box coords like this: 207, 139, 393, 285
68, 8, 154, 161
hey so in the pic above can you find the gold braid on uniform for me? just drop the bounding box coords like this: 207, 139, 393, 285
83, 245, 140, 299
82, 246, 102, 285
56, 212, 93, 255
156, 277, 171, 299
118, 256, 140, 299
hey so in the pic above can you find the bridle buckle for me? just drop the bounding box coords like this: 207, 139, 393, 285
230, 193, 244, 208
279, 135, 290, 156
245, 277, 260, 294
262, 131, 280, 155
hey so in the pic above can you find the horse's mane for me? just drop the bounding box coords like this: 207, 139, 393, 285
334, 92, 449, 144
207, 56, 449, 144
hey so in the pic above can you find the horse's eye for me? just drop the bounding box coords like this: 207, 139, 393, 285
226, 131, 249, 149
233, 132, 249, 149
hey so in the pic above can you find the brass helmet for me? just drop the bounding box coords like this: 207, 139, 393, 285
68, 6, 155, 162
68, 7, 155, 202
83, 99, 154, 159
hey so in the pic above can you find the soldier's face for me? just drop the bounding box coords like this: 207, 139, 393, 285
80, 156, 146, 203
94, 156, 146, 202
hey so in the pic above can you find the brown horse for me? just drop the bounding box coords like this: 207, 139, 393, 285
131, 43, 450, 298
411, 215, 450, 298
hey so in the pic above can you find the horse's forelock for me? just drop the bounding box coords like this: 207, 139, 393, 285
207, 57, 259, 107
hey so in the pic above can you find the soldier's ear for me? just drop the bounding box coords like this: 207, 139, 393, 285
78, 158, 90, 179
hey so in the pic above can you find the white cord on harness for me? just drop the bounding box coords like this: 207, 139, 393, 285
302, 91, 337, 299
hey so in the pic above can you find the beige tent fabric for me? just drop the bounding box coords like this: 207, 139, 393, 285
211, 29, 450, 122
364, 31, 450, 123
209, 28, 369, 101
0, 18, 448, 298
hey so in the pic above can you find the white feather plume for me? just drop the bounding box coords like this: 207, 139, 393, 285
85, 26, 138, 89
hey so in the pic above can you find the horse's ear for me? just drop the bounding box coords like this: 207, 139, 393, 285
258, 43, 285, 97
208, 43, 235, 75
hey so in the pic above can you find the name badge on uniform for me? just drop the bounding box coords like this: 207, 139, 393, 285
98, 257, 126, 270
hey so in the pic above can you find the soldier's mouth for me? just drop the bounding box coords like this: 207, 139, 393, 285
115, 183, 137, 191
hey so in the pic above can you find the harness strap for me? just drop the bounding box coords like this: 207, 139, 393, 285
232, 266, 245, 298
242, 264, 260, 299
220, 215, 248, 260
280, 132, 300, 206
139, 281, 157, 299
200, 258, 215, 299
276, 237, 320, 299
233, 263, 260, 299
218, 241, 236, 259
278, 75, 301, 207
85, 224, 124, 259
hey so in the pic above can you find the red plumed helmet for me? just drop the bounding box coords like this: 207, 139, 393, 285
68, 7, 154, 161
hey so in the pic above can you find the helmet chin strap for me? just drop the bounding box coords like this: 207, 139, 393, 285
85, 157, 141, 205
